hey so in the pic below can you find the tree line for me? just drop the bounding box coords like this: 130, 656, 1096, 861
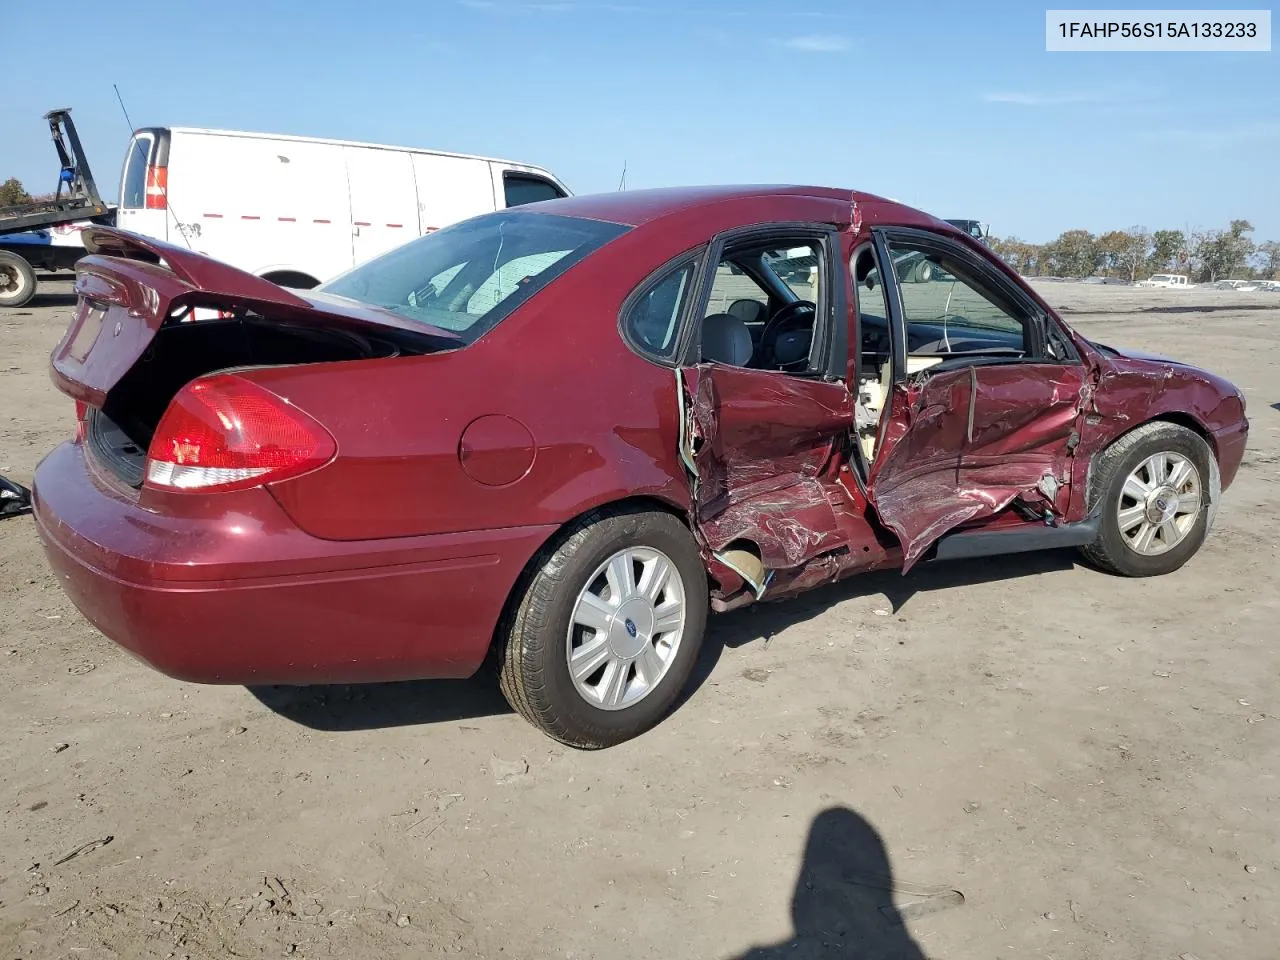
990, 220, 1279, 283
6, 173, 1280, 283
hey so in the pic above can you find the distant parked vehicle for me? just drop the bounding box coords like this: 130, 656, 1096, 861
944, 219, 990, 246
0, 109, 115, 307
115, 126, 572, 289
1137, 274, 1192, 289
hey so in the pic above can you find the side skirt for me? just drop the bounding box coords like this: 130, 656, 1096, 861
930, 513, 1100, 562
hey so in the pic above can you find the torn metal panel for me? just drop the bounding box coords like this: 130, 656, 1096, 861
677, 363, 863, 598
699, 478, 846, 569
681, 364, 852, 520
867, 362, 1089, 570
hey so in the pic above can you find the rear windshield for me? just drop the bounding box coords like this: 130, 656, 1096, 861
319, 212, 628, 345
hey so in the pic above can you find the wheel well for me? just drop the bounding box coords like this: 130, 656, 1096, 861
1085, 412, 1218, 509
1148, 412, 1216, 457
481, 495, 692, 673
260, 270, 320, 290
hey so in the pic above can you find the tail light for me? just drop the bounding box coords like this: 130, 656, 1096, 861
74, 400, 88, 442
144, 164, 168, 210
144, 374, 335, 492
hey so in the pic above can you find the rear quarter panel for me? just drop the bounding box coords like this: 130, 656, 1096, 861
253, 228, 699, 542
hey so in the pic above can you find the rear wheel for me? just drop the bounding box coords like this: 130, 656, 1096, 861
1079, 421, 1214, 577
497, 507, 708, 748
0, 251, 37, 308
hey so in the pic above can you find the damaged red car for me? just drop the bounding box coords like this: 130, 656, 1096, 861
33, 186, 1249, 748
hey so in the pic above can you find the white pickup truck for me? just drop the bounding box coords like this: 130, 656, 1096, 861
1137, 273, 1192, 288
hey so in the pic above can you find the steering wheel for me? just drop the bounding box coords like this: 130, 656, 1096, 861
759, 300, 816, 369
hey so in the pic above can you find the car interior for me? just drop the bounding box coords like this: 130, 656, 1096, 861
698, 241, 822, 373
851, 241, 1036, 463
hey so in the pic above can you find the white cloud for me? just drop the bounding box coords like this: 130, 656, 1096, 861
783, 34, 850, 52
983, 91, 1109, 106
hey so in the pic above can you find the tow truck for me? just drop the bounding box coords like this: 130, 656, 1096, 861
0, 109, 115, 308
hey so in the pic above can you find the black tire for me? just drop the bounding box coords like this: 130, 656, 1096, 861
0, 251, 37, 308
1079, 421, 1215, 577
497, 507, 709, 749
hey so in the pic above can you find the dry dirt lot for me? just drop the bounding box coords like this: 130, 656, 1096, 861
1, 278, 1277, 959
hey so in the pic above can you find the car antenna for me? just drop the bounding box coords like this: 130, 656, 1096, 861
617, 161, 627, 192
112, 83, 193, 250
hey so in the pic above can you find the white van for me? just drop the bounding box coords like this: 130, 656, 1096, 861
115, 127, 572, 288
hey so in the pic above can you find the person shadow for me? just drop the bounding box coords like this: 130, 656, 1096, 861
730, 806, 954, 959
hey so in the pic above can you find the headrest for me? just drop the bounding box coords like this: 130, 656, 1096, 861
701, 313, 753, 366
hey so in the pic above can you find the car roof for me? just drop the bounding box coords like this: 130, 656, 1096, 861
526, 184, 902, 227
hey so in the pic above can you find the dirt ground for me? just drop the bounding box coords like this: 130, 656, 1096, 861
1, 278, 1277, 960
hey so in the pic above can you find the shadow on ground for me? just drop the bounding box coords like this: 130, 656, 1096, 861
251, 550, 1077, 733
246, 677, 512, 731
710, 548, 1077, 650
729, 806, 941, 959
28, 292, 79, 308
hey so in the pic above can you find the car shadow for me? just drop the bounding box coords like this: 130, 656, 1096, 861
708, 549, 1078, 651
251, 551, 1079, 734
30, 292, 79, 308
727, 805, 944, 959
245, 676, 512, 732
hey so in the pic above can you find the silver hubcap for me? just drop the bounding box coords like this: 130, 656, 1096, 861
566, 546, 686, 711
1117, 451, 1202, 556
0, 265, 24, 296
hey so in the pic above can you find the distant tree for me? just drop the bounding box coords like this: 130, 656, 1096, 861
1096, 231, 1128, 275
1149, 229, 1186, 272
0, 177, 33, 207
990, 235, 1043, 275
1254, 240, 1280, 280
1113, 227, 1153, 281
1046, 229, 1098, 278
1194, 220, 1255, 281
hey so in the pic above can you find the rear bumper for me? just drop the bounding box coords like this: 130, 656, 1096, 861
33, 442, 555, 685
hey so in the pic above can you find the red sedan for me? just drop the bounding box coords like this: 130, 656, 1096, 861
33, 186, 1249, 748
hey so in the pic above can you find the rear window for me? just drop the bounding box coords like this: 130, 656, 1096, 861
318, 212, 628, 344
121, 135, 152, 209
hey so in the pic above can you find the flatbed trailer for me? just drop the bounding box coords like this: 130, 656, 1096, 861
0, 109, 115, 307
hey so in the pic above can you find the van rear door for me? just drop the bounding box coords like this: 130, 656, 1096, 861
116, 129, 171, 242
345, 147, 420, 267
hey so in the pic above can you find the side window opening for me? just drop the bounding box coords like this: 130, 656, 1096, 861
622, 262, 695, 361
885, 239, 1029, 367
504, 174, 565, 208
699, 238, 824, 375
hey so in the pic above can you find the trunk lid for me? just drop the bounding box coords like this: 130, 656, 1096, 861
51, 227, 459, 407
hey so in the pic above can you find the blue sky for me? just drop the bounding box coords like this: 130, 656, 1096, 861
4, 0, 1277, 242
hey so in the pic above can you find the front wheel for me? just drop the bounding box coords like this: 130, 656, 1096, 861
1079, 421, 1215, 577
0, 251, 37, 308
497, 507, 708, 748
